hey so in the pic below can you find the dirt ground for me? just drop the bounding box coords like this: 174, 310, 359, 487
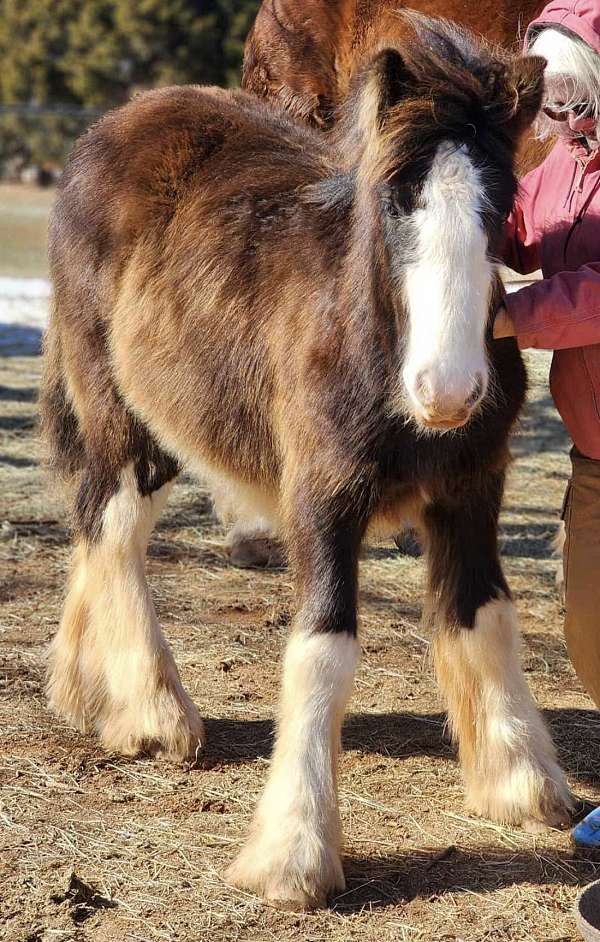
1, 346, 600, 942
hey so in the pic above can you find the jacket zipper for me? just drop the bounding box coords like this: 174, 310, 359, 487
563, 159, 600, 265
567, 160, 586, 213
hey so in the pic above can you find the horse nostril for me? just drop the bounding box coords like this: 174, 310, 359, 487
465, 373, 484, 408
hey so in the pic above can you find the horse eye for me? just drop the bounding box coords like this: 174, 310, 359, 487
381, 187, 408, 218
384, 199, 402, 218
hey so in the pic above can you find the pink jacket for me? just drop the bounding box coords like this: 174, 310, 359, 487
503, 1, 600, 458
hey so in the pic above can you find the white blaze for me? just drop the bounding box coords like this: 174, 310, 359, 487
402, 142, 492, 424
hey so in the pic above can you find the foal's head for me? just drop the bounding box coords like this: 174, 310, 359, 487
343, 15, 545, 431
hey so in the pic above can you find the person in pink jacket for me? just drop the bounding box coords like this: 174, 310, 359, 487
495, 1, 600, 707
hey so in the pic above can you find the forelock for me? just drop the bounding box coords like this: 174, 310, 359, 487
368, 18, 518, 181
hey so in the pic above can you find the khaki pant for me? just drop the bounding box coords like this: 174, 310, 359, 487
563, 447, 600, 708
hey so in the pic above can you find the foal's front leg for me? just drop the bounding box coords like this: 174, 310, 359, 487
424, 478, 573, 828
227, 486, 363, 909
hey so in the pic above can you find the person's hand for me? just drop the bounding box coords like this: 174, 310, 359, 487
493, 304, 516, 340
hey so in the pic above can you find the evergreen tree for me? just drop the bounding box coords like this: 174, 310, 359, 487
0, 0, 85, 166
112, 0, 230, 91
0, 0, 76, 105
62, 1, 130, 106
220, 0, 261, 85
0, 0, 262, 169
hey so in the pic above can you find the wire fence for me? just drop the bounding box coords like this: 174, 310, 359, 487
0, 104, 103, 119
0, 103, 106, 179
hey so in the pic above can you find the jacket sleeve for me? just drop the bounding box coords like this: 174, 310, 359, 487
507, 263, 600, 350
500, 164, 545, 275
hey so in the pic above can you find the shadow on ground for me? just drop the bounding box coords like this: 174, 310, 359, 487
0, 324, 43, 356
335, 845, 599, 912
514, 387, 570, 460
202, 708, 600, 786
0, 383, 37, 402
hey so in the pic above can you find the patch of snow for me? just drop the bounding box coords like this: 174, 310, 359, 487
0, 276, 51, 299
0, 298, 49, 330
0, 277, 50, 354
505, 281, 535, 294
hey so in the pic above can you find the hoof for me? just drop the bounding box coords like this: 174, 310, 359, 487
521, 802, 574, 833
393, 527, 422, 557
266, 889, 327, 912
467, 767, 575, 831
520, 794, 575, 833
523, 774, 576, 831
536, 786, 576, 831
226, 840, 343, 911
49, 644, 206, 764
98, 698, 206, 764
227, 536, 286, 569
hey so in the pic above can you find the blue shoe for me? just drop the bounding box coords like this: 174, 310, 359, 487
573, 807, 600, 847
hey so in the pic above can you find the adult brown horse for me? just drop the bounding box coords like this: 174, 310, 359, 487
243, 0, 546, 169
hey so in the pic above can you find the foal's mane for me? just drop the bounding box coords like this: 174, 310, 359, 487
335, 12, 544, 179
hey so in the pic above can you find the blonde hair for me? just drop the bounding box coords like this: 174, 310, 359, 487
528, 26, 600, 140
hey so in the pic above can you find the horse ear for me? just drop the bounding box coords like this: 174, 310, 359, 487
369, 48, 413, 116
504, 55, 546, 136
357, 48, 412, 145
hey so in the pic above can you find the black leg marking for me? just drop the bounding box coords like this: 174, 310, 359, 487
424, 474, 509, 628
74, 415, 179, 543
288, 484, 372, 637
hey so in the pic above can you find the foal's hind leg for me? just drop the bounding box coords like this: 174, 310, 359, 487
423, 477, 573, 828
47, 462, 204, 761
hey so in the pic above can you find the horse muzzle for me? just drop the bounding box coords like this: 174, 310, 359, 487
406, 369, 486, 432
418, 409, 471, 430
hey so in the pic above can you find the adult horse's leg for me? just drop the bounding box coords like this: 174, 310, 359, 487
225, 522, 285, 569
423, 475, 573, 828
210, 475, 285, 568
47, 456, 204, 761
227, 472, 365, 909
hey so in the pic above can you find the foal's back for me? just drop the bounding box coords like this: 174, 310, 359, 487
51, 85, 329, 274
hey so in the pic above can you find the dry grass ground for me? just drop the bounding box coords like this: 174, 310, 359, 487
0, 185, 54, 279
1, 347, 600, 942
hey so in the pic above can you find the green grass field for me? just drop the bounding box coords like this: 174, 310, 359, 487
0, 183, 55, 279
